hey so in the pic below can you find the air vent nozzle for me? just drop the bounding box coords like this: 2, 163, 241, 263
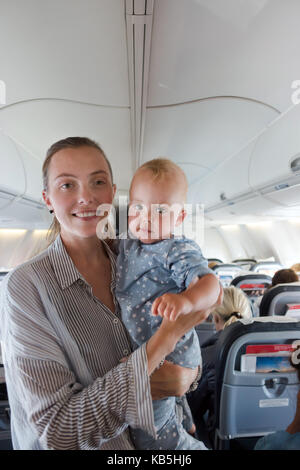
290, 155, 300, 173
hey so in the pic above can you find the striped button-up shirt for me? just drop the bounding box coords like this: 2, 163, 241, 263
0, 235, 155, 450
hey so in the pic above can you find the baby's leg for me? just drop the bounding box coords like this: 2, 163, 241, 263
131, 397, 207, 450
176, 395, 195, 435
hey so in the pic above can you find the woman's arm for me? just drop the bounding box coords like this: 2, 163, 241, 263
1, 269, 155, 450
150, 361, 198, 400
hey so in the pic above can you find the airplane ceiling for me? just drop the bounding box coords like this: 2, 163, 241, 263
0, 0, 300, 228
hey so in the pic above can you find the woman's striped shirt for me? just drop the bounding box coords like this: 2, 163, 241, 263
0, 235, 155, 450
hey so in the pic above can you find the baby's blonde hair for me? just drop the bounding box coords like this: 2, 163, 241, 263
131, 158, 188, 198
213, 286, 252, 328
139, 158, 185, 178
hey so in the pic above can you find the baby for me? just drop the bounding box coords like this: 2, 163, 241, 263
115, 158, 220, 450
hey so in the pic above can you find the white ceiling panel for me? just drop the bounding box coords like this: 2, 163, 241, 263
0, 0, 300, 229
0, 101, 133, 196
143, 97, 277, 191
248, 104, 300, 188
0, 0, 129, 106
190, 142, 257, 207
148, 0, 300, 111
0, 131, 26, 197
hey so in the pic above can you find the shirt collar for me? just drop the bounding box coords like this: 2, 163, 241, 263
48, 234, 117, 290
48, 235, 84, 289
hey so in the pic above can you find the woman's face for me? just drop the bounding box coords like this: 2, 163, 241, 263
43, 146, 116, 241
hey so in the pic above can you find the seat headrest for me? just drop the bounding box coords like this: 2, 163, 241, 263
250, 262, 283, 273
259, 282, 300, 316
231, 274, 272, 289
212, 263, 243, 272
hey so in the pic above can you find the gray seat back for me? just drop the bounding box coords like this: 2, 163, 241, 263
214, 319, 300, 446
212, 264, 244, 287
195, 322, 216, 346
260, 283, 300, 317
231, 274, 272, 317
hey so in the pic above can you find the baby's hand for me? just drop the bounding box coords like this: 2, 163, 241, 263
151, 293, 193, 321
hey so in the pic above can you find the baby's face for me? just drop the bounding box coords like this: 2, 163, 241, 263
129, 169, 186, 244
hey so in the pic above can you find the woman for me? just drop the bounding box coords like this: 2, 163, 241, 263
0, 137, 213, 450
187, 286, 252, 447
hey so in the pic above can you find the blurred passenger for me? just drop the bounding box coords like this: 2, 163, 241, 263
208, 261, 220, 269
187, 286, 252, 448
290, 263, 300, 277
271, 268, 299, 287
253, 268, 299, 315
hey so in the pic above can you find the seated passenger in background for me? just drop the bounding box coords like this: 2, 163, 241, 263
208, 261, 220, 270
253, 268, 299, 314
255, 346, 300, 450
115, 158, 221, 450
271, 268, 299, 286
187, 286, 252, 448
290, 263, 300, 277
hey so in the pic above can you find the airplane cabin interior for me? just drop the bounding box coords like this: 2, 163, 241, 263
1, 0, 300, 452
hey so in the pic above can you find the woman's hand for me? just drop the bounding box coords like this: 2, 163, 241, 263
150, 361, 198, 400
146, 283, 223, 375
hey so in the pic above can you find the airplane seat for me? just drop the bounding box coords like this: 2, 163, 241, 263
195, 321, 216, 346
232, 259, 257, 271
0, 343, 11, 450
231, 274, 272, 317
250, 261, 284, 277
212, 263, 244, 287
208, 258, 223, 265
212, 318, 300, 450
259, 282, 300, 317
0, 344, 7, 401
0, 272, 8, 283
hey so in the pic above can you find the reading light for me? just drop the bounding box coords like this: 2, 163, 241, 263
33, 230, 48, 236
289, 218, 300, 225
246, 222, 272, 228
0, 229, 27, 235
220, 224, 239, 231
